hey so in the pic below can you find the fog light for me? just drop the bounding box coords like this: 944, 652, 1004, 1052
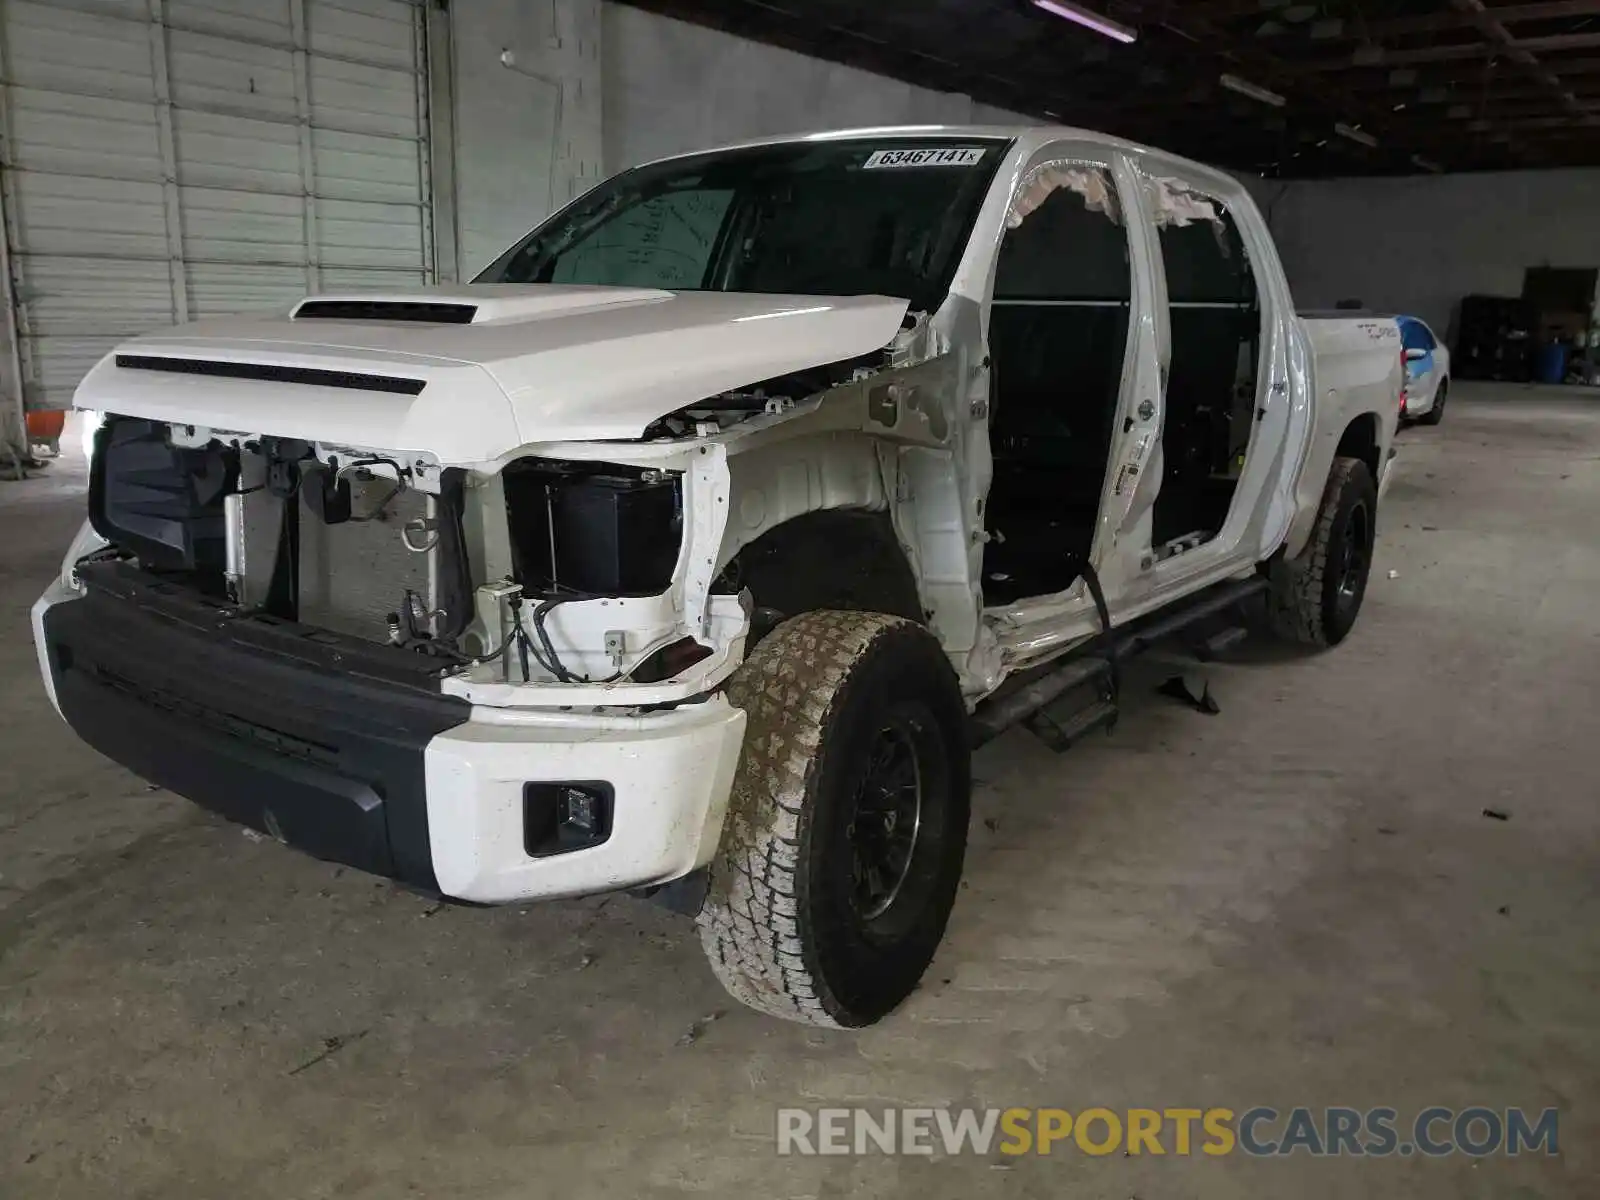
564, 788, 598, 835
523, 782, 613, 857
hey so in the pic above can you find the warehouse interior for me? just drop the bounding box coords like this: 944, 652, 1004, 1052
1, 0, 1598, 1195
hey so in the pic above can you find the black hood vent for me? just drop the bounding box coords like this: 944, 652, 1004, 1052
293, 300, 477, 324
115, 354, 425, 395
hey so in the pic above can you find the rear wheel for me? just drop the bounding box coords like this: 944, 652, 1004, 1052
1268, 456, 1377, 647
697, 610, 970, 1027
1418, 378, 1448, 426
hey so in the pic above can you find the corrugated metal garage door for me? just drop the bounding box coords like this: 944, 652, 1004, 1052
0, 0, 432, 409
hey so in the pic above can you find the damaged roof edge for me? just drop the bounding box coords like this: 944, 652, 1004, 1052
632, 125, 1250, 199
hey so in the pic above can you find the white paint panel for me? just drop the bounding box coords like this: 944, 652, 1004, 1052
186, 262, 306, 318
2, 0, 431, 408
311, 126, 423, 203
167, 0, 293, 44
3, 2, 154, 102
171, 108, 303, 195
319, 265, 427, 291
309, 0, 416, 68
8, 173, 169, 260
315, 196, 424, 269
22, 257, 173, 337
179, 184, 305, 265
4, 92, 163, 182
168, 28, 299, 121
308, 52, 421, 138
25, 256, 174, 396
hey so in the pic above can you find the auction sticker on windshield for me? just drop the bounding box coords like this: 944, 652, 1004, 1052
862, 147, 988, 168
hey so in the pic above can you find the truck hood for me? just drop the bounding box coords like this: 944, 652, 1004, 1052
74, 285, 911, 464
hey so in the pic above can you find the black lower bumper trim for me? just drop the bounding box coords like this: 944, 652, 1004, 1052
42, 573, 470, 890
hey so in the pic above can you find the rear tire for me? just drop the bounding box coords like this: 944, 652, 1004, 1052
1418, 378, 1448, 426
1268, 456, 1377, 647
697, 610, 970, 1027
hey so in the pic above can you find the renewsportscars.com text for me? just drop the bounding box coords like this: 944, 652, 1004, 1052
776, 1106, 1559, 1159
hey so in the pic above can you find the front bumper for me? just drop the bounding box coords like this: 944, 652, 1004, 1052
425, 701, 744, 902
34, 567, 745, 903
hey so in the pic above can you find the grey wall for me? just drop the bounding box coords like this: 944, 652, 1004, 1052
443, 1, 1033, 281
602, 5, 1033, 173
1262, 168, 1600, 338
447, 0, 605, 278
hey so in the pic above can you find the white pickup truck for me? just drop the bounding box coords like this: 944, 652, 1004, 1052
33, 126, 1401, 1027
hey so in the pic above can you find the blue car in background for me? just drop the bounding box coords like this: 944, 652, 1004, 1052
1398, 315, 1450, 426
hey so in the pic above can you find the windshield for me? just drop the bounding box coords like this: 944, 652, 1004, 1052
476, 138, 1009, 312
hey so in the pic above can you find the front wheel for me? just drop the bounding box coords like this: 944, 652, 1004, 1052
1267, 456, 1378, 647
697, 610, 971, 1027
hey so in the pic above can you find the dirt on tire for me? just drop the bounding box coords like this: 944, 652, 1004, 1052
696, 609, 969, 1027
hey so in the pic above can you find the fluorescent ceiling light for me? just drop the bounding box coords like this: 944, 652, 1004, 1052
1029, 0, 1137, 44
1220, 73, 1286, 108
1334, 121, 1378, 148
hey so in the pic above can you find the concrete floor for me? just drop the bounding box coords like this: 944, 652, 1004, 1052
1, 384, 1596, 1198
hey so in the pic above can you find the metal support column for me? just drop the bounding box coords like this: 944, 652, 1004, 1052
288, 0, 321, 294
424, 0, 459, 282
145, 0, 189, 325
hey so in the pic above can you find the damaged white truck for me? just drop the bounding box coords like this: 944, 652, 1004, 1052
33, 127, 1401, 1027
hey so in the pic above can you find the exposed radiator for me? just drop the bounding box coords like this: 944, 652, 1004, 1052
297, 479, 431, 642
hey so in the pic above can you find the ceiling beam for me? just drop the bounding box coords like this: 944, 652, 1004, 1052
1308, 29, 1600, 68
1144, 8, 1420, 137
1451, 112, 1598, 127
1173, 0, 1286, 19
1400, 98, 1600, 118
1119, 1, 1543, 168
1406, 1, 1600, 29
1385, 106, 1600, 130
1447, 0, 1600, 137
1335, 56, 1600, 94
1525, 52, 1600, 75
1260, 2, 1600, 40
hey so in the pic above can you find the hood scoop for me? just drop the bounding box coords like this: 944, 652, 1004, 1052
294, 299, 478, 324
290, 286, 674, 326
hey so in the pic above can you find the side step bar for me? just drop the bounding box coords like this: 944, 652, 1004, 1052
1024, 698, 1119, 753
971, 576, 1267, 747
